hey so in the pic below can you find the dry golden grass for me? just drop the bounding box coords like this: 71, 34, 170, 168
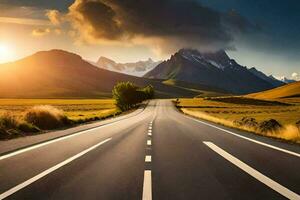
178, 97, 300, 143
0, 99, 118, 121
24, 105, 69, 129
0, 99, 120, 139
248, 81, 300, 99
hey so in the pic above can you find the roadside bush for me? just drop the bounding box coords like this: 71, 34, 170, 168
0, 111, 40, 139
17, 122, 40, 133
0, 128, 21, 139
139, 85, 154, 99
0, 128, 9, 139
24, 105, 70, 130
112, 82, 154, 111
258, 119, 283, 134
0, 112, 19, 129
234, 117, 259, 130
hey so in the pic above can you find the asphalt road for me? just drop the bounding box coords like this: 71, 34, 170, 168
0, 100, 299, 200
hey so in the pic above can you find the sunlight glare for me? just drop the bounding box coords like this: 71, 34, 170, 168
0, 43, 14, 63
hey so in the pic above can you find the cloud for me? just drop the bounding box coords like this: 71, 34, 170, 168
63, 0, 258, 55
46, 10, 63, 25
53, 28, 63, 35
32, 28, 51, 36
292, 72, 299, 80
0, 17, 50, 26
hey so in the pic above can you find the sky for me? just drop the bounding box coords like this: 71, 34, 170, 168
0, 0, 299, 80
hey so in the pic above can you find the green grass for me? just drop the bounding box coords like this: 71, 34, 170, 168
177, 97, 300, 143
162, 79, 229, 97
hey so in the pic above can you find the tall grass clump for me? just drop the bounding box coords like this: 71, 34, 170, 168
0, 112, 21, 139
0, 112, 19, 129
24, 105, 70, 130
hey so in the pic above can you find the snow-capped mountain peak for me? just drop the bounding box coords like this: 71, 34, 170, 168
96, 56, 162, 77
278, 76, 296, 83
178, 48, 234, 70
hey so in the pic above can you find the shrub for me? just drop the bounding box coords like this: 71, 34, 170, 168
112, 82, 154, 111
0, 128, 8, 139
18, 122, 40, 133
24, 105, 70, 130
0, 112, 20, 129
259, 119, 283, 134
139, 85, 154, 99
0, 126, 22, 139
234, 117, 259, 130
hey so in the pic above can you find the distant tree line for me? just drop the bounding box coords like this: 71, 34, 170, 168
112, 82, 154, 111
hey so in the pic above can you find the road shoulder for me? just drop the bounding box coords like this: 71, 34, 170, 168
0, 107, 145, 155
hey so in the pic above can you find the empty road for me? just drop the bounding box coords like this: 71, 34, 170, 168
0, 100, 299, 200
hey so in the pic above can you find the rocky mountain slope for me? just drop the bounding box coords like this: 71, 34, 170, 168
144, 49, 284, 94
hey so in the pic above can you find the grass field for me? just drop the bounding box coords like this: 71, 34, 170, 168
247, 81, 300, 99
0, 99, 119, 121
177, 97, 300, 143
0, 99, 121, 139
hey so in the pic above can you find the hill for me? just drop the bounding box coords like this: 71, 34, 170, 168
0, 49, 211, 98
247, 81, 300, 99
144, 49, 283, 94
162, 79, 229, 97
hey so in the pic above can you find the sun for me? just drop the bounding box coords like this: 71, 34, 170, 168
0, 43, 14, 63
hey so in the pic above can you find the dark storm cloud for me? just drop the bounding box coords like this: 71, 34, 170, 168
198, 0, 300, 59
71, 0, 122, 39
68, 0, 259, 53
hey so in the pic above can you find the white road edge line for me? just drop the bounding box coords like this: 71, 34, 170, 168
145, 155, 151, 162
0, 116, 129, 161
0, 138, 112, 199
147, 140, 152, 146
142, 170, 152, 200
0, 105, 148, 161
203, 141, 300, 200
148, 132, 152, 136
186, 116, 300, 158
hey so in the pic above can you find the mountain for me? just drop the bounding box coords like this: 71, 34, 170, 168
144, 49, 278, 94
248, 67, 285, 87
277, 76, 296, 84
96, 57, 161, 76
0, 49, 209, 98
248, 81, 300, 99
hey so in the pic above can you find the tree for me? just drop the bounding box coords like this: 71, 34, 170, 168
112, 82, 155, 111
140, 85, 154, 99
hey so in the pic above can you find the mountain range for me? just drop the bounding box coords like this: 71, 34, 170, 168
278, 77, 296, 84
95, 57, 161, 76
144, 49, 285, 94
0, 48, 294, 98
0, 50, 204, 98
